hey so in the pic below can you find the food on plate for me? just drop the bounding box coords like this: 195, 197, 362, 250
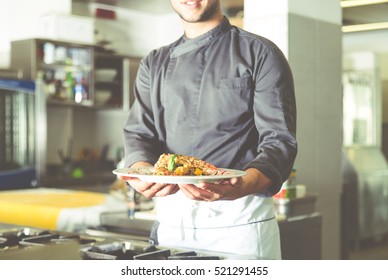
154, 153, 222, 176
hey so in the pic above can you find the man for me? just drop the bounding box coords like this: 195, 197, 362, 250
121, 0, 297, 259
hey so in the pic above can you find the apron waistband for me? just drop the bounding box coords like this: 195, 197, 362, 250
150, 216, 276, 245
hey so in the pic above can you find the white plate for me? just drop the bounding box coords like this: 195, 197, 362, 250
112, 167, 247, 184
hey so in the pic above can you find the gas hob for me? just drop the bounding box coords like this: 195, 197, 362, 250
0, 224, 236, 260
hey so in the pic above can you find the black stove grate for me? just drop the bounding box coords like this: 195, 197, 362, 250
1, 226, 225, 260
0, 228, 96, 250
79, 242, 221, 260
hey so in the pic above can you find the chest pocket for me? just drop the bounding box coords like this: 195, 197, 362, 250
216, 76, 253, 116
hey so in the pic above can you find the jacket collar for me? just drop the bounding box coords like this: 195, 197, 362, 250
170, 16, 232, 58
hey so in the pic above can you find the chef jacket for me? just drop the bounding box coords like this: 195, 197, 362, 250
123, 17, 297, 229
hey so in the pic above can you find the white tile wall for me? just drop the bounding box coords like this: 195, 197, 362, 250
383, 80, 388, 123
292, 17, 342, 260
244, 1, 342, 259
243, 16, 289, 57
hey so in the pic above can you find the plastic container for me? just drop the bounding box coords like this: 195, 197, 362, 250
274, 167, 298, 199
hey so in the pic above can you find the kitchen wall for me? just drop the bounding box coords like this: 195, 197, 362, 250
0, 0, 182, 67
382, 61, 388, 159
72, 1, 182, 57
381, 56, 388, 124
0, 0, 72, 68
382, 54, 388, 158
0, 0, 10, 67
0, 0, 184, 163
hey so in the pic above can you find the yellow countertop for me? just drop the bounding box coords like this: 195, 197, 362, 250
0, 187, 127, 231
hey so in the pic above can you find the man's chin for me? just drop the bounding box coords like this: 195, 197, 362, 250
178, 13, 203, 23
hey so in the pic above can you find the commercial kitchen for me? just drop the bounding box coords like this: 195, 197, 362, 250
1, 0, 388, 261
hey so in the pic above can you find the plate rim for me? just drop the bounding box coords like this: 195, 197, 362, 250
112, 166, 247, 184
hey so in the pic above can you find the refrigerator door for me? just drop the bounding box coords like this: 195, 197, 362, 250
342, 146, 388, 249
0, 79, 38, 188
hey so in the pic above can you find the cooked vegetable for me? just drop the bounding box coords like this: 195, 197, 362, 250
168, 154, 177, 171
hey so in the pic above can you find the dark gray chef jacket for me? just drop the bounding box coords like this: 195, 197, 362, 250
124, 17, 297, 196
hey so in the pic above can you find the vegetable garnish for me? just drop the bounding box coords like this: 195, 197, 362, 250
168, 154, 177, 171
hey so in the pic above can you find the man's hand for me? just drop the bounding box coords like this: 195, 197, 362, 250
118, 164, 273, 201
178, 168, 273, 201
120, 177, 179, 198
118, 161, 179, 198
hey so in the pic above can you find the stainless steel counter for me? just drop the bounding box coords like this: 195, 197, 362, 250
89, 211, 322, 260
0, 209, 322, 260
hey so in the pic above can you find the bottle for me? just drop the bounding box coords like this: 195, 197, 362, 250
284, 167, 297, 188
43, 43, 55, 64
74, 80, 84, 103
74, 73, 88, 103
65, 71, 75, 100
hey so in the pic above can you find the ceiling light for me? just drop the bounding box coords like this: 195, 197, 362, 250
341, 0, 388, 8
342, 21, 388, 32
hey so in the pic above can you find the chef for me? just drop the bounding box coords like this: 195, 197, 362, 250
121, 0, 297, 259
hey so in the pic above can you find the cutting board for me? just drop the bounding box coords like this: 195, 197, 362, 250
0, 188, 108, 230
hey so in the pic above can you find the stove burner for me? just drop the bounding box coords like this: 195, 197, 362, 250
1, 226, 226, 260
0, 228, 49, 249
19, 233, 96, 247
80, 242, 221, 260
0, 228, 96, 250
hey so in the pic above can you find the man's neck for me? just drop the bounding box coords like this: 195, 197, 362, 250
182, 15, 224, 39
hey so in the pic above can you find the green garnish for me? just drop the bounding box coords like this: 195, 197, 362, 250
168, 154, 177, 171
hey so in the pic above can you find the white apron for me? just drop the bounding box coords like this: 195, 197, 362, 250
153, 192, 281, 260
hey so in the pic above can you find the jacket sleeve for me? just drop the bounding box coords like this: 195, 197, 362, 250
244, 45, 297, 196
123, 56, 164, 167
